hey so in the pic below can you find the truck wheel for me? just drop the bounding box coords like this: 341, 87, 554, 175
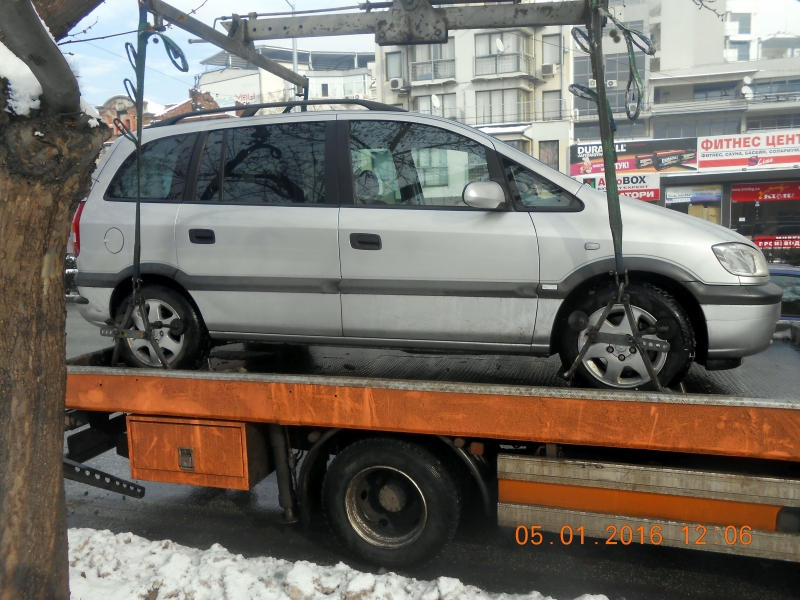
559, 282, 695, 390
322, 438, 460, 567
115, 285, 210, 370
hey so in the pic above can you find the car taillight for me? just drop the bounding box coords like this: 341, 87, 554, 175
68, 201, 86, 257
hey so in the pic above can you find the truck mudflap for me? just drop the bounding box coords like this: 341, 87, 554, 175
497, 454, 800, 562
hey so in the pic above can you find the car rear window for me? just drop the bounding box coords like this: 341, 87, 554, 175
106, 134, 197, 201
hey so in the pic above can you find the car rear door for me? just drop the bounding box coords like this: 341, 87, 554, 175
174, 114, 342, 337
337, 116, 539, 347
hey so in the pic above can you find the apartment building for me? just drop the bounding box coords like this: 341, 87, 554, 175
374, 0, 800, 248
198, 46, 376, 107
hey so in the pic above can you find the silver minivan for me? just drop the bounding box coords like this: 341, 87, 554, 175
73, 104, 782, 390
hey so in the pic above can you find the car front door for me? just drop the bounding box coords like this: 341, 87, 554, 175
338, 118, 539, 347
174, 115, 342, 338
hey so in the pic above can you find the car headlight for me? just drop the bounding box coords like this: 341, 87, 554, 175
712, 243, 768, 277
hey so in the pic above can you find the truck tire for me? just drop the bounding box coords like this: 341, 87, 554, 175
115, 285, 210, 370
322, 438, 460, 567
559, 282, 695, 390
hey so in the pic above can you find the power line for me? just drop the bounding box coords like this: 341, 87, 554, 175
83, 41, 193, 85
59, 30, 137, 45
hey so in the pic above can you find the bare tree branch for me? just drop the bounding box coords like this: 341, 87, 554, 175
690, 0, 724, 19
33, 0, 106, 41
0, 0, 81, 115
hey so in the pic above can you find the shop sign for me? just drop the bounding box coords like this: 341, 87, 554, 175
698, 129, 800, 171
579, 173, 661, 200
665, 185, 723, 204
731, 182, 800, 202
753, 235, 800, 249
570, 138, 698, 177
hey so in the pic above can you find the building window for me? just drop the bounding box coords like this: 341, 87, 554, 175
411, 40, 455, 81
729, 41, 750, 61
573, 52, 645, 116
476, 89, 530, 125
652, 118, 740, 138
474, 32, 532, 76
541, 91, 562, 120
503, 139, 531, 154
542, 34, 562, 65
753, 79, 800, 97
414, 94, 457, 119
386, 51, 402, 80
693, 82, 737, 100
539, 140, 559, 170
321, 83, 329, 97
727, 13, 751, 35
747, 114, 800, 131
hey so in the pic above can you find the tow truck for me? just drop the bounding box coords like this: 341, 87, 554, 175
64, 344, 800, 566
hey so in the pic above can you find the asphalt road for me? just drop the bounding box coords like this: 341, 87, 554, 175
64, 305, 800, 600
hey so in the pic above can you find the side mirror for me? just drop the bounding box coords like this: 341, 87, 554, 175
462, 181, 506, 210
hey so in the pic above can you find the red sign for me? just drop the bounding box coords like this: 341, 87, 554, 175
753, 235, 800, 249
731, 182, 800, 203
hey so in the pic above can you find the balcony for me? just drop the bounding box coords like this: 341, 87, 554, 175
473, 53, 535, 79
411, 100, 570, 127
411, 59, 456, 83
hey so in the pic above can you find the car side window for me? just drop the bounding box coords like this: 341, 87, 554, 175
194, 122, 326, 204
502, 157, 582, 211
349, 120, 490, 207
106, 134, 197, 201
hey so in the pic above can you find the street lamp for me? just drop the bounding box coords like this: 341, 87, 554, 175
285, 0, 299, 97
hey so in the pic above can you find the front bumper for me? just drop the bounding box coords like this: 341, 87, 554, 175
703, 302, 782, 359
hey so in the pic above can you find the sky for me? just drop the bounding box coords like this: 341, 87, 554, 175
63, 0, 800, 109
64, 0, 376, 108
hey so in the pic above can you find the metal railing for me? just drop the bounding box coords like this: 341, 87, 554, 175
411, 59, 456, 81
411, 99, 569, 127
474, 53, 535, 77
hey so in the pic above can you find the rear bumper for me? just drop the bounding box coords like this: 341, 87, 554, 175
703, 302, 781, 360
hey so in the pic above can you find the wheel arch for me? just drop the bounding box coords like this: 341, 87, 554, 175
108, 265, 205, 330
297, 428, 493, 526
548, 262, 708, 364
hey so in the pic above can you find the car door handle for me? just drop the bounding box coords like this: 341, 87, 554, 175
188, 229, 215, 244
350, 233, 382, 250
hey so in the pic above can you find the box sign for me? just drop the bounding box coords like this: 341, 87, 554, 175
665, 185, 723, 204
753, 235, 800, 249
698, 129, 800, 172
731, 182, 800, 202
579, 173, 660, 201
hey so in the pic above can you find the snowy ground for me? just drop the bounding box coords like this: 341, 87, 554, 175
68, 529, 607, 600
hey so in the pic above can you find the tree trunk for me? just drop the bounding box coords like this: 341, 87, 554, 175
0, 84, 109, 600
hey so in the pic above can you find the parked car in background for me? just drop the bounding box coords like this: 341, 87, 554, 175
769, 264, 800, 321
71, 103, 782, 390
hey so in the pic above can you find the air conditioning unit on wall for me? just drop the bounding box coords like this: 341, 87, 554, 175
606, 79, 618, 88
389, 78, 404, 90
589, 79, 597, 88
541, 63, 557, 76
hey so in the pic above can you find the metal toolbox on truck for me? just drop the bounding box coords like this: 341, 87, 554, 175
127, 416, 273, 490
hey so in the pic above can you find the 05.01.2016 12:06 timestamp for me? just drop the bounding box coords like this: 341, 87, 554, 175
515, 525, 754, 546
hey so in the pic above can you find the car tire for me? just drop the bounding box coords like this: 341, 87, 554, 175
115, 285, 210, 370
559, 282, 695, 390
322, 438, 460, 567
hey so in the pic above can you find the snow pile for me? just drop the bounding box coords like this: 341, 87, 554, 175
0, 41, 43, 115
68, 529, 607, 600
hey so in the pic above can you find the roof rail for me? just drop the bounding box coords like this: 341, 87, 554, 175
149, 99, 406, 127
